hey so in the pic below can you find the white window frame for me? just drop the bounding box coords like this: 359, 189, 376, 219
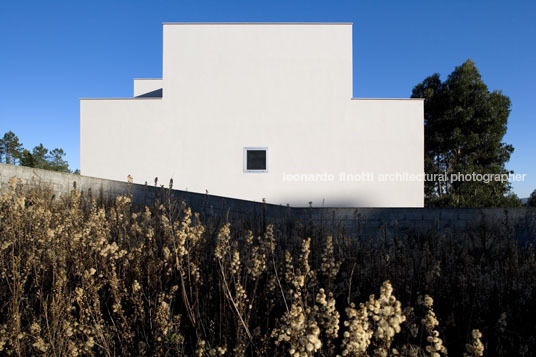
243, 147, 269, 173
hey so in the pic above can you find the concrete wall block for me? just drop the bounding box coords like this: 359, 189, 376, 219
1, 164, 535, 240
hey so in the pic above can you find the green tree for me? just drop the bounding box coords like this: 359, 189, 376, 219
19, 144, 70, 172
528, 190, 536, 207
48, 148, 70, 172
19, 143, 49, 169
0, 131, 23, 164
31, 143, 50, 169
412, 59, 520, 207
19, 149, 37, 168
1, 131, 71, 173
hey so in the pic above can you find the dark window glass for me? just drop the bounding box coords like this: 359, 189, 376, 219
247, 150, 266, 170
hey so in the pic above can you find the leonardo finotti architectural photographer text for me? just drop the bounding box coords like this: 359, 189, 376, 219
282, 171, 527, 183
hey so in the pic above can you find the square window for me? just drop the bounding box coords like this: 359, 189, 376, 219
244, 148, 268, 172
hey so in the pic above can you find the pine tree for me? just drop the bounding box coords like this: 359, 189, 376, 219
412, 59, 520, 207
528, 190, 536, 207
0, 131, 23, 164
2, 131, 71, 173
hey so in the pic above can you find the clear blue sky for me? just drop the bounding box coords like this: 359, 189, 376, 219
1, 0, 534, 197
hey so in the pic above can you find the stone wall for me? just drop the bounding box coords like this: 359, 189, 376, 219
1, 163, 535, 240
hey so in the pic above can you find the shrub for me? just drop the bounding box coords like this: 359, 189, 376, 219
0, 179, 535, 356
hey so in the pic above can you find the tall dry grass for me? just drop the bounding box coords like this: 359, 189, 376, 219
0, 179, 535, 356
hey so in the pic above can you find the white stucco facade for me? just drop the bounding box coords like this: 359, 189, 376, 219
81, 23, 424, 207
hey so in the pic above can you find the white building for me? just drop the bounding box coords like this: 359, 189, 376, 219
81, 23, 424, 207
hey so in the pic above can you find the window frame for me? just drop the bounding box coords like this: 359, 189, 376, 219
243, 147, 269, 173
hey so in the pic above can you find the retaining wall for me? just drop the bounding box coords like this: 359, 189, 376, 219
1, 163, 535, 240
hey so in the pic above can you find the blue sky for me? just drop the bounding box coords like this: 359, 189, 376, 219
0, 0, 534, 197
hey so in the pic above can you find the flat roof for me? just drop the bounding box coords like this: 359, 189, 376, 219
162, 22, 353, 25
351, 98, 425, 101
80, 97, 423, 101
80, 98, 162, 101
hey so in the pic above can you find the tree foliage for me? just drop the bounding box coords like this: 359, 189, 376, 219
412, 59, 521, 207
0, 131, 23, 165
528, 190, 536, 207
0, 131, 72, 173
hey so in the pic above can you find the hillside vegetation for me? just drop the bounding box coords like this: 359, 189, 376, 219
0, 179, 535, 356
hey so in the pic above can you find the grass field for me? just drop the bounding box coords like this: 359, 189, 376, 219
0, 178, 534, 356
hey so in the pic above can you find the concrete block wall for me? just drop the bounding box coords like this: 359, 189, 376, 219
295, 207, 536, 241
0, 163, 291, 223
1, 164, 535, 240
